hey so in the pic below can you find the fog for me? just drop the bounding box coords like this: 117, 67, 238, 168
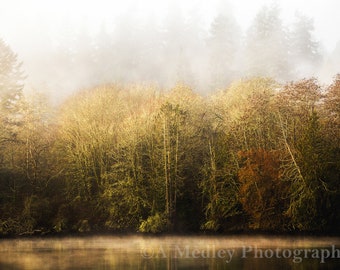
1, 0, 340, 102
1, 236, 339, 269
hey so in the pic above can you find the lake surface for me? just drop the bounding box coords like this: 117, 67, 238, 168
0, 235, 339, 269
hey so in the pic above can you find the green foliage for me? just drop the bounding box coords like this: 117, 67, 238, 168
103, 178, 148, 231
286, 112, 336, 231
199, 133, 240, 232
0, 68, 339, 235
139, 213, 167, 233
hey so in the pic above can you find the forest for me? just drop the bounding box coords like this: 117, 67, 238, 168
0, 33, 339, 236
5, 4, 340, 101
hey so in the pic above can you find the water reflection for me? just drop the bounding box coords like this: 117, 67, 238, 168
0, 236, 339, 269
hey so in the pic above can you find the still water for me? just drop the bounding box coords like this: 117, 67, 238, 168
0, 235, 339, 269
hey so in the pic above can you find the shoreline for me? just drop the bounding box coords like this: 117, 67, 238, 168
1, 230, 340, 240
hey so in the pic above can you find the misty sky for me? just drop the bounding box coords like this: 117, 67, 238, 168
1, 0, 340, 101
1, 0, 339, 51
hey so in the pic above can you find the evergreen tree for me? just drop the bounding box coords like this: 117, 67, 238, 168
0, 38, 24, 120
161, 3, 193, 87
0, 38, 25, 171
320, 41, 340, 82
207, 11, 241, 89
244, 5, 291, 81
290, 14, 322, 78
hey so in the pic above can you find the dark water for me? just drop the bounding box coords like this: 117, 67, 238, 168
0, 235, 339, 269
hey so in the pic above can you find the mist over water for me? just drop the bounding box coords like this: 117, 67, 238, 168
0, 236, 339, 269
0, 0, 339, 103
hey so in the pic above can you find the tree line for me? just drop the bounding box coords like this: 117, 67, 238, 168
0, 38, 339, 236
16, 4, 330, 101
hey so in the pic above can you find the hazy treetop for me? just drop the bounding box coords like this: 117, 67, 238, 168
0, 0, 339, 102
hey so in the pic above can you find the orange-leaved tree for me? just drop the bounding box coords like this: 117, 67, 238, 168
238, 148, 289, 230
